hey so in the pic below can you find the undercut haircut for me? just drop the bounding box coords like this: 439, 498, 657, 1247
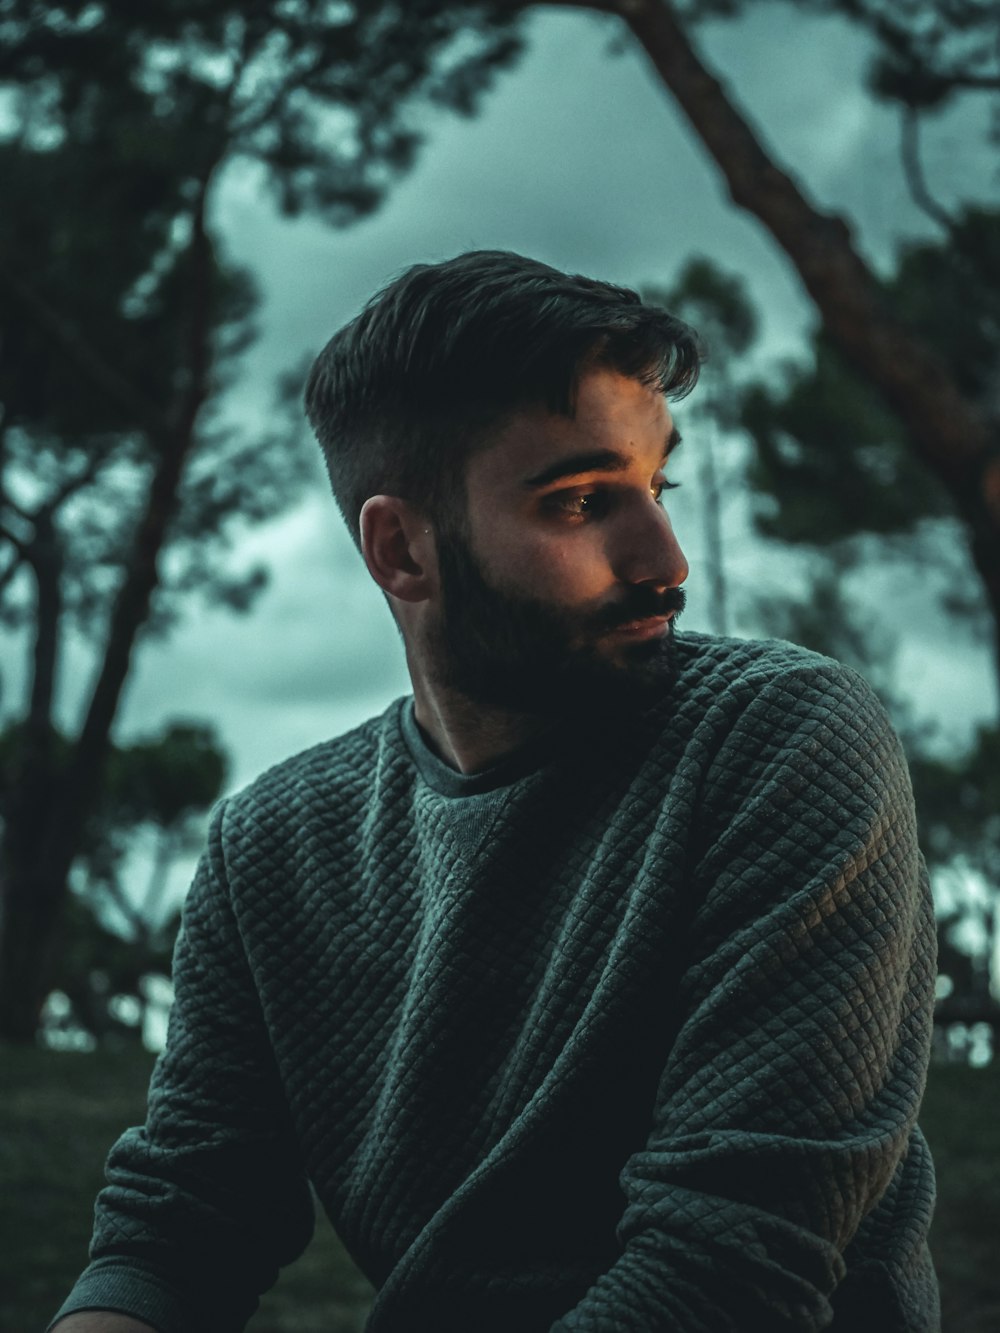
304, 249, 703, 545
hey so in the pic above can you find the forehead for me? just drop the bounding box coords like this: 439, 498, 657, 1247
467, 367, 674, 493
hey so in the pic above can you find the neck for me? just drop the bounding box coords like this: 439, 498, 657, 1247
408, 658, 552, 775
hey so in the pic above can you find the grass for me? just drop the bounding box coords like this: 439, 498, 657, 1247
920, 1061, 1000, 1333
0, 1046, 373, 1333
3, 1045, 997, 1331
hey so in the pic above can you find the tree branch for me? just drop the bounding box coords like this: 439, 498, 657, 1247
531, 0, 1000, 684
25, 510, 63, 737
0, 265, 165, 441
0, 485, 34, 526
538, 0, 995, 484
0, 547, 26, 600
0, 519, 30, 561
230, 44, 328, 138
56, 169, 222, 885
940, 69, 1000, 92
139, 826, 178, 928
96, 869, 149, 947
900, 106, 956, 233
43, 444, 118, 517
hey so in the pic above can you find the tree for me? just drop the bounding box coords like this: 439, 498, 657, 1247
54, 721, 228, 1046
559, 1, 1000, 1020
741, 207, 999, 560
0, 718, 226, 1044
613, 0, 1000, 683
646, 242, 999, 1029
735, 208, 999, 695
475, 0, 1000, 689
5, 0, 997, 1043
77, 719, 229, 960
644, 258, 759, 636
760, 561, 1000, 1030
909, 724, 1000, 1025
738, 202, 1000, 914
0, 1, 524, 1041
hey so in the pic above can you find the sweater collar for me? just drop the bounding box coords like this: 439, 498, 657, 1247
398, 699, 560, 797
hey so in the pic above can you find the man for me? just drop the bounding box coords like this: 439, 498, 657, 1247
51, 251, 939, 1332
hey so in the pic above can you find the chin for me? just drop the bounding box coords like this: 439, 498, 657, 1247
464, 638, 678, 719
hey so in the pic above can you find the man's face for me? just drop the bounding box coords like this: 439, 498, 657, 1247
427, 367, 689, 717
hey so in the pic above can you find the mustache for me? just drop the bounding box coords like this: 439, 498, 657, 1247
589, 585, 686, 633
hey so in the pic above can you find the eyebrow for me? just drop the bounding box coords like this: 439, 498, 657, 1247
521, 425, 682, 489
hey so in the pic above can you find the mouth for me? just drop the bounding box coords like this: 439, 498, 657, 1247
606, 613, 673, 641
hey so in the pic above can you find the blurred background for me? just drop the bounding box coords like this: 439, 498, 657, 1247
1, 1, 997, 1329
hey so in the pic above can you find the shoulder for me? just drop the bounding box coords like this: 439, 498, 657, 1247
675, 630, 857, 689
213, 697, 409, 855
672, 631, 885, 721
669, 632, 908, 805
658, 631, 902, 782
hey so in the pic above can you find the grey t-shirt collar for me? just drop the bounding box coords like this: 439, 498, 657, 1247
399, 698, 559, 797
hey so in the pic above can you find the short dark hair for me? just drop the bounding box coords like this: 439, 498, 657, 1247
304, 249, 703, 543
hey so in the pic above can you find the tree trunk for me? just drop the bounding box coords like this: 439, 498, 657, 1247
0, 184, 216, 1043
0, 767, 70, 1042
0, 869, 60, 1041
0, 514, 66, 1042
972, 528, 1000, 706
696, 418, 728, 636
548, 0, 1000, 696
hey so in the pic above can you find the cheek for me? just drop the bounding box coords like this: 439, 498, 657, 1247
505, 532, 611, 602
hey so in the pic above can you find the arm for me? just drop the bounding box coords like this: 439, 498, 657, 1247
553, 663, 937, 1331
49, 800, 315, 1333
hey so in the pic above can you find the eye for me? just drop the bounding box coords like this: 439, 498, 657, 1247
651, 477, 681, 504
545, 490, 613, 520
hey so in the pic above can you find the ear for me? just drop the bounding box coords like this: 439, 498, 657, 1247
359, 495, 437, 603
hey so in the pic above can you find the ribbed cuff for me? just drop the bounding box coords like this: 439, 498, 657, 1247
47, 1257, 192, 1333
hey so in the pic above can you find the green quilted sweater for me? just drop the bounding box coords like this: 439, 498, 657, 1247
52, 634, 939, 1332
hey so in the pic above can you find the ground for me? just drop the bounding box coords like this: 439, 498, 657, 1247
2, 1046, 997, 1331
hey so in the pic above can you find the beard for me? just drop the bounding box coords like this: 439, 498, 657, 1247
427, 529, 686, 719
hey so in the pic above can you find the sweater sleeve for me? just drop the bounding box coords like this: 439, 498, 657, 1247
550, 662, 937, 1332
49, 799, 316, 1333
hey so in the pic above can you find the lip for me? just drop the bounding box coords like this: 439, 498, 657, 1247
608, 613, 673, 640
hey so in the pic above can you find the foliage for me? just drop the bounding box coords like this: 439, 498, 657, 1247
646, 257, 758, 414
0, 0, 530, 1042
44, 893, 180, 1046
738, 207, 1000, 684
104, 721, 227, 831
741, 208, 1000, 554
644, 258, 759, 636
0, 0, 528, 643
0, 718, 226, 1043
78, 719, 227, 931
681, 0, 1000, 112
0, 1, 526, 222
784, 0, 1000, 112
0, 138, 295, 639
889, 207, 1000, 403
1, 0, 996, 1044
745, 554, 899, 687
656, 244, 997, 1000
909, 724, 1000, 885
741, 344, 952, 547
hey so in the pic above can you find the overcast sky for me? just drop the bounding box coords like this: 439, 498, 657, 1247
11, 2, 998, 820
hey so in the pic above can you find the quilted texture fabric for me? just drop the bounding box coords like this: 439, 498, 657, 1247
50, 634, 939, 1333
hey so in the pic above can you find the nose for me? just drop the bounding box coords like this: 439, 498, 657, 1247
614, 502, 688, 591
